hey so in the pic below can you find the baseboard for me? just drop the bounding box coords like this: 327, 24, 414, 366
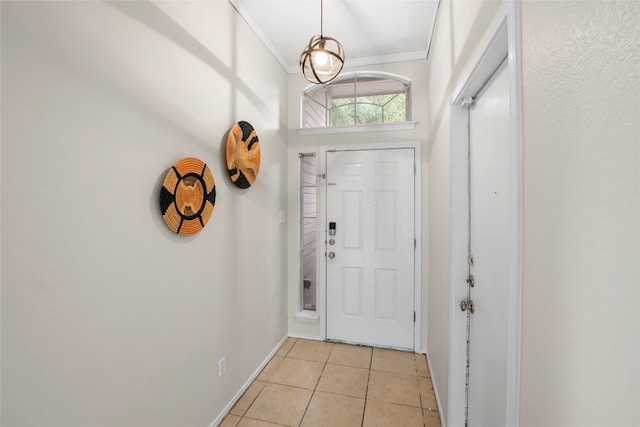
287, 332, 322, 341
209, 334, 289, 427
426, 352, 446, 427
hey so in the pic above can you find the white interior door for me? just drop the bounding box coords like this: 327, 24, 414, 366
326, 148, 415, 350
466, 60, 515, 425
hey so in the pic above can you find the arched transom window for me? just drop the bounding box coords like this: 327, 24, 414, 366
302, 72, 412, 129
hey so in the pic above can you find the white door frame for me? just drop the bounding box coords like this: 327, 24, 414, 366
449, 2, 523, 426
319, 141, 422, 352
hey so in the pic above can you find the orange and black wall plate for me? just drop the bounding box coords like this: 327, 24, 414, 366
159, 157, 216, 235
226, 121, 261, 189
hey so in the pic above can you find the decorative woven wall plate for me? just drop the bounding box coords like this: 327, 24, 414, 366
159, 157, 216, 235
226, 121, 261, 188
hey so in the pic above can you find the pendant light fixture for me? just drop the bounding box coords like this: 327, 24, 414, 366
299, 0, 345, 84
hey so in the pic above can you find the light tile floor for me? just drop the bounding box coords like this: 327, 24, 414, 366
220, 338, 441, 427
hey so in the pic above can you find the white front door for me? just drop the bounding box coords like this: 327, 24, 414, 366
466, 60, 516, 425
326, 148, 415, 349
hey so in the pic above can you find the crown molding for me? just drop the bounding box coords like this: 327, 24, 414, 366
229, 0, 291, 72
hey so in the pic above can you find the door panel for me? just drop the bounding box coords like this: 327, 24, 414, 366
467, 61, 513, 425
375, 269, 396, 319
376, 191, 397, 250
343, 191, 363, 249
342, 267, 363, 316
326, 149, 415, 349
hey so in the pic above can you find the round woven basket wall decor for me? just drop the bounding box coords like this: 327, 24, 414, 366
159, 157, 216, 235
226, 121, 261, 189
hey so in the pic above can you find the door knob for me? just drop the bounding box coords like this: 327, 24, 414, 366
328, 252, 335, 259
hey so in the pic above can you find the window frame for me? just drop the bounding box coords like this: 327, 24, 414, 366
299, 71, 417, 135
298, 153, 318, 313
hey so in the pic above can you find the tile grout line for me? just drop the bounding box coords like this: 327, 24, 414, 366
361, 348, 373, 427
235, 338, 293, 426
417, 354, 430, 426
413, 352, 427, 427
295, 341, 333, 427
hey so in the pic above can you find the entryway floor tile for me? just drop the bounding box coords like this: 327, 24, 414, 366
244, 383, 312, 426
367, 370, 421, 408
316, 363, 369, 398
300, 391, 365, 427
287, 339, 334, 363
223, 339, 441, 427
327, 343, 372, 369
269, 357, 324, 390
371, 347, 418, 376
363, 400, 424, 427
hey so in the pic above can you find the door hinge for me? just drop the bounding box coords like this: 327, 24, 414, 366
414, 238, 417, 249
414, 311, 416, 322
414, 163, 416, 175
466, 274, 475, 287
460, 299, 475, 314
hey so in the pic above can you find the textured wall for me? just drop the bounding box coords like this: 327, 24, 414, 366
1, 2, 289, 425
426, 1, 640, 425
520, 2, 640, 425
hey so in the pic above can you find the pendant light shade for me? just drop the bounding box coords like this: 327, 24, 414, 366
299, 0, 345, 84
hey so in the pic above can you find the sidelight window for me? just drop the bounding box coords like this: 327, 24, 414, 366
299, 153, 317, 311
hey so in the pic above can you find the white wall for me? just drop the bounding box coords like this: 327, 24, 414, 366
427, 1, 639, 426
0, 2, 289, 426
520, 2, 640, 425
286, 61, 430, 344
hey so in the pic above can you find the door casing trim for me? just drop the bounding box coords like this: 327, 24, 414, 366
449, 2, 523, 425
319, 141, 422, 352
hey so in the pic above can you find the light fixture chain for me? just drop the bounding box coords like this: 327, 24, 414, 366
320, 0, 324, 37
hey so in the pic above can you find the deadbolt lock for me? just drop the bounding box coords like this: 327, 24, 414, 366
466, 275, 475, 287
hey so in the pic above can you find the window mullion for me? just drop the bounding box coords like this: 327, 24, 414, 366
303, 72, 411, 128
325, 89, 329, 127
353, 75, 357, 125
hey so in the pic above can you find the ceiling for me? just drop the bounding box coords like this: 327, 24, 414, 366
230, 0, 440, 74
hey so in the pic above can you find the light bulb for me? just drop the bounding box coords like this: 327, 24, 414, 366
313, 50, 328, 67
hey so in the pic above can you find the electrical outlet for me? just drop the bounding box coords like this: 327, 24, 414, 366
218, 356, 226, 378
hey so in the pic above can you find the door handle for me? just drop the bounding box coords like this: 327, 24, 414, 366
328, 252, 335, 259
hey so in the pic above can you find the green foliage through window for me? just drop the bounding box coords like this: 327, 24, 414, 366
302, 73, 411, 128
330, 94, 406, 126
